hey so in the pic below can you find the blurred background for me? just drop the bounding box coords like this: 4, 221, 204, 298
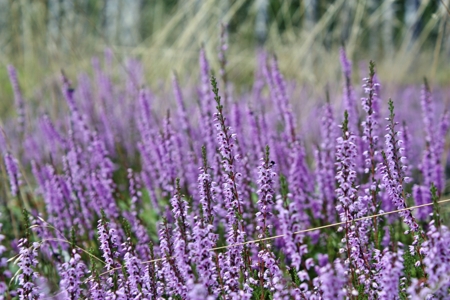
0, 0, 449, 117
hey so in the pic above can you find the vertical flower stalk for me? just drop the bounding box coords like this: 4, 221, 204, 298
17, 211, 40, 300
211, 75, 246, 296
59, 249, 87, 300
315, 102, 337, 223
142, 242, 159, 298
7, 65, 26, 138
360, 61, 381, 246
170, 179, 193, 282
335, 111, 371, 294
198, 146, 218, 225
0, 213, 9, 297
409, 221, 450, 298
372, 248, 404, 299
380, 100, 418, 232
97, 213, 122, 273
255, 146, 289, 297
4, 152, 22, 198
190, 215, 218, 296
158, 218, 186, 297
120, 236, 143, 298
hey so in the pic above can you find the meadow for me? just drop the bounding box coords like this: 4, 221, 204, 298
1, 1, 450, 299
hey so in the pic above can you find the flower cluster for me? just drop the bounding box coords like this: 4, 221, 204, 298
0, 48, 449, 299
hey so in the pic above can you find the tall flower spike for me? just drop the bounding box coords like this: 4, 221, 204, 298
190, 215, 219, 295
255, 146, 276, 242
158, 218, 186, 297
7, 65, 26, 137
17, 239, 41, 300
211, 75, 246, 296
409, 221, 450, 298
198, 145, 217, 225
335, 111, 370, 292
359, 61, 381, 248
170, 178, 193, 282
380, 100, 419, 232
4, 152, 22, 197
0, 213, 9, 298
59, 249, 87, 300
316, 102, 337, 223
255, 146, 289, 297
372, 248, 404, 299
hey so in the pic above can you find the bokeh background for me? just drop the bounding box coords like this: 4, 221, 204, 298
0, 0, 449, 118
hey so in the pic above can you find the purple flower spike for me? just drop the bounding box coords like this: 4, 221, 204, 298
380, 100, 419, 232
4, 152, 21, 197
7, 65, 26, 136
17, 239, 41, 299
59, 249, 87, 300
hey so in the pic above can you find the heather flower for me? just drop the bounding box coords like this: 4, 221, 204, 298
418, 80, 448, 196
211, 75, 246, 292
315, 102, 337, 223
270, 56, 297, 144
258, 250, 290, 299
412, 221, 450, 298
289, 140, 313, 225
158, 219, 186, 297
255, 146, 276, 241
0, 214, 9, 299
361, 61, 381, 180
380, 100, 419, 232
255, 146, 290, 297
16, 239, 40, 299
59, 249, 87, 299
372, 248, 404, 299
413, 185, 432, 220
141, 242, 159, 298
4, 152, 21, 197
121, 238, 144, 298
313, 258, 347, 300
190, 216, 218, 295
198, 47, 217, 168
97, 216, 121, 271
170, 179, 193, 282
335, 111, 372, 291
7, 65, 26, 136
198, 146, 218, 224
275, 196, 302, 270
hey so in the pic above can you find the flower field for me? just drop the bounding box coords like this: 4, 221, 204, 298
1, 47, 450, 299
